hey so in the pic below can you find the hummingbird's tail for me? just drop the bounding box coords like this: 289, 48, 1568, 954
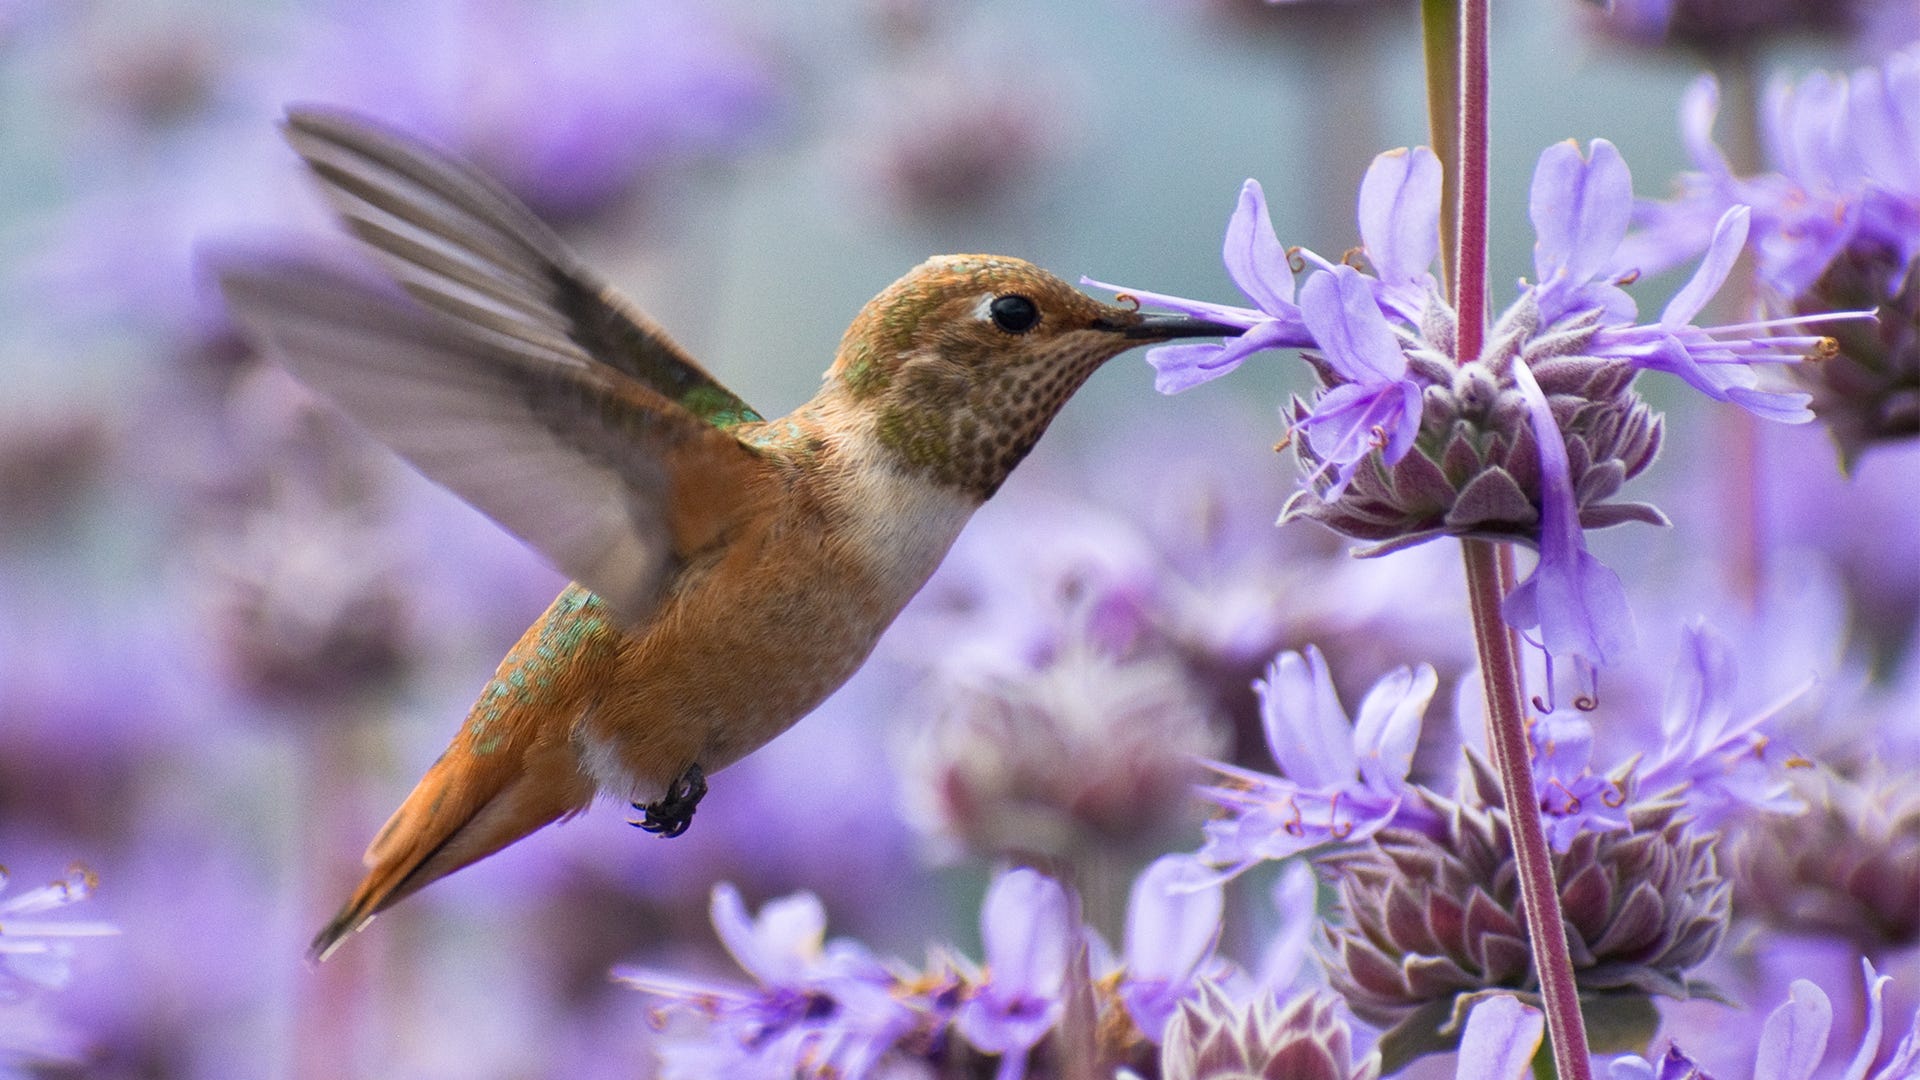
309, 735, 594, 963
309, 735, 595, 963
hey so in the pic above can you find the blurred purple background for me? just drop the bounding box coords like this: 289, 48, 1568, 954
0, 1, 1915, 1076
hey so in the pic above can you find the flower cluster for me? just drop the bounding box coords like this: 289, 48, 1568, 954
617, 856, 1284, 1079
890, 430, 1478, 866
1629, 46, 1920, 463
1091, 138, 1849, 684
1612, 961, 1920, 1080
1585, 0, 1859, 52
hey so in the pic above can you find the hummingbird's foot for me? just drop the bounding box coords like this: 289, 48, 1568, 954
632, 763, 706, 839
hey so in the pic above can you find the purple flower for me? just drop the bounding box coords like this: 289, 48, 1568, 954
1613, 960, 1920, 1080
276, 0, 779, 221
1530, 138, 1640, 328
1499, 354, 1635, 671
614, 884, 913, 1078
1530, 711, 1634, 847
1092, 138, 1843, 677
1291, 265, 1426, 499
1635, 621, 1809, 827
1455, 995, 1545, 1080
1527, 137, 1830, 422
1199, 646, 1435, 871
0, 865, 117, 997
1083, 178, 1314, 393
1455, 668, 1636, 848
1117, 854, 1227, 1042
1585, 0, 1859, 51
956, 868, 1075, 1080
1628, 52, 1917, 460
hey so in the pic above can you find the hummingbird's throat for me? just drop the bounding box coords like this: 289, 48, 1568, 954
874, 340, 1110, 499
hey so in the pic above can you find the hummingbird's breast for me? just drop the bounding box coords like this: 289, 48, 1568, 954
574, 432, 981, 803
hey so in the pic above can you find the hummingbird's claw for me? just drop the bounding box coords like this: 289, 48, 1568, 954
632, 763, 707, 839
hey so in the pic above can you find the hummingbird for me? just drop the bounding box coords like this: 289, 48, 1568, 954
211, 106, 1241, 962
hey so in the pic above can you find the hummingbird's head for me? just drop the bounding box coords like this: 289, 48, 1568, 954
829, 254, 1240, 498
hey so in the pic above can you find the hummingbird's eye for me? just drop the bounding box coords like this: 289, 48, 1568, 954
988, 294, 1040, 334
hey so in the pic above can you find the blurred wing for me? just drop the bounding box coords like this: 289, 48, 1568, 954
213, 246, 767, 625
281, 104, 763, 429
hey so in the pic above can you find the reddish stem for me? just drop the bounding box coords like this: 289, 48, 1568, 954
1464, 543, 1593, 1076
1450, 1, 1594, 1074
1454, 0, 1489, 364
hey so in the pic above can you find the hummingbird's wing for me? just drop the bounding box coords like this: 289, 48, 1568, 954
213, 246, 767, 627
278, 104, 763, 430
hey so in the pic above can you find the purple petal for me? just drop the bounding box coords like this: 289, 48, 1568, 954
1298, 265, 1406, 383
1295, 381, 1421, 501
1255, 646, 1354, 787
1223, 179, 1297, 314
1531, 139, 1634, 290
1257, 860, 1317, 988
1841, 960, 1892, 1080
1659, 621, 1736, 756
1119, 855, 1223, 1040
980, 869, 1073, 997
1147, 342, 1238, 394
1502, 550, 1633, 667
1350, 663, 1436, 791
1661, 205, 1750, 326
1454, 996, 1545, 1080
1145, 318, 1298, 394
1680, 75, 1733, 179
1357, 147, 1442, 287
1501, 358, 1635, 666
1123, 855, 1223, 983
1754, 980, 1833, 1080
710, 883, 826, 986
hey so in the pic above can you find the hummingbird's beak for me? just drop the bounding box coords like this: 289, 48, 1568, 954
1103, 312, 1248, 341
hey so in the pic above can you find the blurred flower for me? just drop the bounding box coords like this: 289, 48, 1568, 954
1324, 794, 1727, 1049
862, 62, 1065, 216
899, 631, 1225, 861
955, 869, 1075, 1076
1198, 646, 1433, 871
1629, 49, 1920, 465
0, 405, 113, 543
1632, 621, 1809, 829
1613, 960, 1920, 1080
0, 862, 114, 1072
184, 360, 421, 709
615, 882, 914, 1078
0, 864, 115, 998
279, 0, 780, 222
194, 485, 416, 707
1153, 986, 1379, 1080
1585, 0, 1858, 52
35, 0, 780, 336
1092, 139, 1846, 680
620, 868, 1092, 1079
1731, 761, 1920, 952
1112, 854, 1229, 1044
1454, 995, 1545, 1080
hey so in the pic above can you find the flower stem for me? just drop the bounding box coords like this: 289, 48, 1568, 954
1463, 542, 1593, 1077
1707, 47, 1767, 609
1453, 0, 1489, 355
1428, 1, 1594, 1075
